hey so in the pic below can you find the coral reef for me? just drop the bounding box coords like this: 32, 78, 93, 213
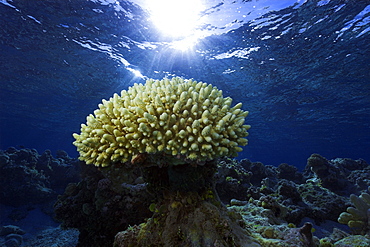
54, 162, 153, 247
216, 155, 370, 246
214, 158, 252, 202
0, 147, 80, 206
0, 147, 81, 247
73, 77, 250, 166
52, 151, 370, 246
69, 77, 254, 245
113, 160, 260, 247
305, 153, 369, 195
228, 199, 321, 246
332, 235, 370, 246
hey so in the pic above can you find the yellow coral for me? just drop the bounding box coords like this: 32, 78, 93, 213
338, 186, 370, 235
73, 77, 250, 167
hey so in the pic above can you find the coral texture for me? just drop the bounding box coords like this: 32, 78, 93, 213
113, 161, 261, 247
51, 153, 369, 246
338, 186, 370, 235
73, 77, 250, 167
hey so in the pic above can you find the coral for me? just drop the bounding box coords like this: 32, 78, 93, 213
319, 238, 333, 247
229, 200, 320, 247
113, 161, 261, 247
73, 77, 250, 167
53, 153, 370, 246
220, 155, 359, 226
338, 186, 370, 235
333, 235, 370, 246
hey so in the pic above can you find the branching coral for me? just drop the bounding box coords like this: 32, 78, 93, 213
72, 77, 257, 246
338, 186, 370, 235
73, 77, 250, 167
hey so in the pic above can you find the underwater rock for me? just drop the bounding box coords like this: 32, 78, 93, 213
305, 154, 368, 195
4, 238, 20, 247
114, 160, 260, 247
345, 163, 370, 192
281, 222, 319, 247
243, 160, 269, 184
277, 179, 302, 204
305, 154, 342, 191
23, 227, 79, 247
54, 162, 153, 247
277, 163, 304, 184
215, 158, 252, 203
0, 150, 10, 168
0, 226, 25, 247
0, 161, 54, 205
54, 153, 370, 246
0, 225, 25, 236
297, 182, 350, 223
4, 234, 23, 247
0, 147, 80, 206
228, 199, 322, 246
333, 235, 370, 246
218, 154, 370, 228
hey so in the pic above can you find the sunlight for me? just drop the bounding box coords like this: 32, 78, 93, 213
145, 0, 204, 38
127, 67, 144, 78
170, 35, 199, 51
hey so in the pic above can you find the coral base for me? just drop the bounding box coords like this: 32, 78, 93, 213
113, 158, 261, 247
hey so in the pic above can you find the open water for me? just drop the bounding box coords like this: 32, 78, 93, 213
1, 0, 369, 169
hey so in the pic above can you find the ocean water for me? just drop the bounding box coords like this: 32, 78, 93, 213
0, 0, 369, 170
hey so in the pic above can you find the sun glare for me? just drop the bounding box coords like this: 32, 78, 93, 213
127, 67, 144, 78
146, 0, 204, 38
170, 36, 199, 51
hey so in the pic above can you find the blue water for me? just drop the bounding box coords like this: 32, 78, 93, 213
0, 0, 369, 170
